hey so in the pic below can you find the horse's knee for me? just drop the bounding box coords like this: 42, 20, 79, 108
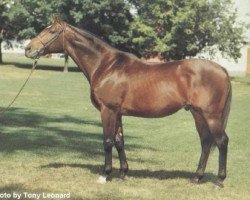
115, 140, 124, 152
215, 134, 229, 148
201, 135, 213, 146
115, 131, 124, 151
103, 138, 114, 151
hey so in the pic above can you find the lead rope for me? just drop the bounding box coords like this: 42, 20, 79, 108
0, 59, 38, 117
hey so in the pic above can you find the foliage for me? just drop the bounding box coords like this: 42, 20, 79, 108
52, 0, 133, 52
0, 2, 7, 63
0, 1, 36, 63
0, 0, 133, 63
0, 0, 246, 63
129, 0, 245, 61
0, 1, 35, 41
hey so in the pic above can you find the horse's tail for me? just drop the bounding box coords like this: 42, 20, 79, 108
222, 77, 232, 130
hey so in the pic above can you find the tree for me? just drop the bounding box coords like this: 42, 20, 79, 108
2, 0, 243, 64
129, 0, 245, 61
0, 0, 35, 63
39, 0, 134, 71
0, 1, 8, 63
0, 0, 134, 68
52, 0, 133, 52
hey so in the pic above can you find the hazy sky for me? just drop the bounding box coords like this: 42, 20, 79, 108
234, 0, 250, 41
235, 0, 250, 21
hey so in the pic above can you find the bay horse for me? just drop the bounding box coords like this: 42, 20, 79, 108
25, 18, 231, 185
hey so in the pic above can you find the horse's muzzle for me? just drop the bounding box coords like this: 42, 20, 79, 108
25, 46, 44, 59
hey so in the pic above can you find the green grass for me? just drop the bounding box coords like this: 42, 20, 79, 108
0, 55, 250, 200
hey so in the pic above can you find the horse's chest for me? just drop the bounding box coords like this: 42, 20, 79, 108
91, 80, 128, 109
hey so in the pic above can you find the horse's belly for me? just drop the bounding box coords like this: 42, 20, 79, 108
121, 94, 184, 118
122, 103, 182, 117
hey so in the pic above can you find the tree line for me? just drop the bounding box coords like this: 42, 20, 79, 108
0, 0, 245, 64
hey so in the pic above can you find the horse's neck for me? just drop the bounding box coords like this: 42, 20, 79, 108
64, 26, 115, 83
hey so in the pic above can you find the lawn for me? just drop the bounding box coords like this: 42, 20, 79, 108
0, 54, 250, 200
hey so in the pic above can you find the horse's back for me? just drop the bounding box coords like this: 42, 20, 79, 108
121, 58, 230, 117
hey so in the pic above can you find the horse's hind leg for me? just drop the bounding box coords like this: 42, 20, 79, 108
216, 131, 228, 183
191, 108, 213, 183
205, 114, 229, 183
114, 115, 128, 179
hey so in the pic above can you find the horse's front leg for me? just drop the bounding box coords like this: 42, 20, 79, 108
97, 106, 117, 184
115, 115, 128, 179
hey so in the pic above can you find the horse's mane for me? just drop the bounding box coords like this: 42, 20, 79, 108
65, 22, 140, 61
67, 24, 116, 51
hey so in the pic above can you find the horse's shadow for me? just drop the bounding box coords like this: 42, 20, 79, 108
41, 162, 217, 184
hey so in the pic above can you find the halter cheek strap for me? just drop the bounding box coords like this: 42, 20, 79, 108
36, 25, 65, 57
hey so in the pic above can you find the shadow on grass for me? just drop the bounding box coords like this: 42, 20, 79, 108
2, 62, 80, 73
41, 162, 218, 184
0, 107, 102, 156
0, 183, 23, 193
0, 107, 156, 162
0, 107, 102, 127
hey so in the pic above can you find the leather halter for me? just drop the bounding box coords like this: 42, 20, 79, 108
36, 24, 66, 57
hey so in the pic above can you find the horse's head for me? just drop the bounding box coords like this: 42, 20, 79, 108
25, 17, 66, 59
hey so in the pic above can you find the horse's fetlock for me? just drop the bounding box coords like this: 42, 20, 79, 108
104, 165, 112, 175
218, 172, 226, 181
121, 162, 128, 172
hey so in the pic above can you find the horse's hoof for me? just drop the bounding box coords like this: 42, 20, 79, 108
119, 171, 129, 180
214, 180, 224, 188
190, 177, 200, 184
97, 175, 107, 184
120, 174, 129, 181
